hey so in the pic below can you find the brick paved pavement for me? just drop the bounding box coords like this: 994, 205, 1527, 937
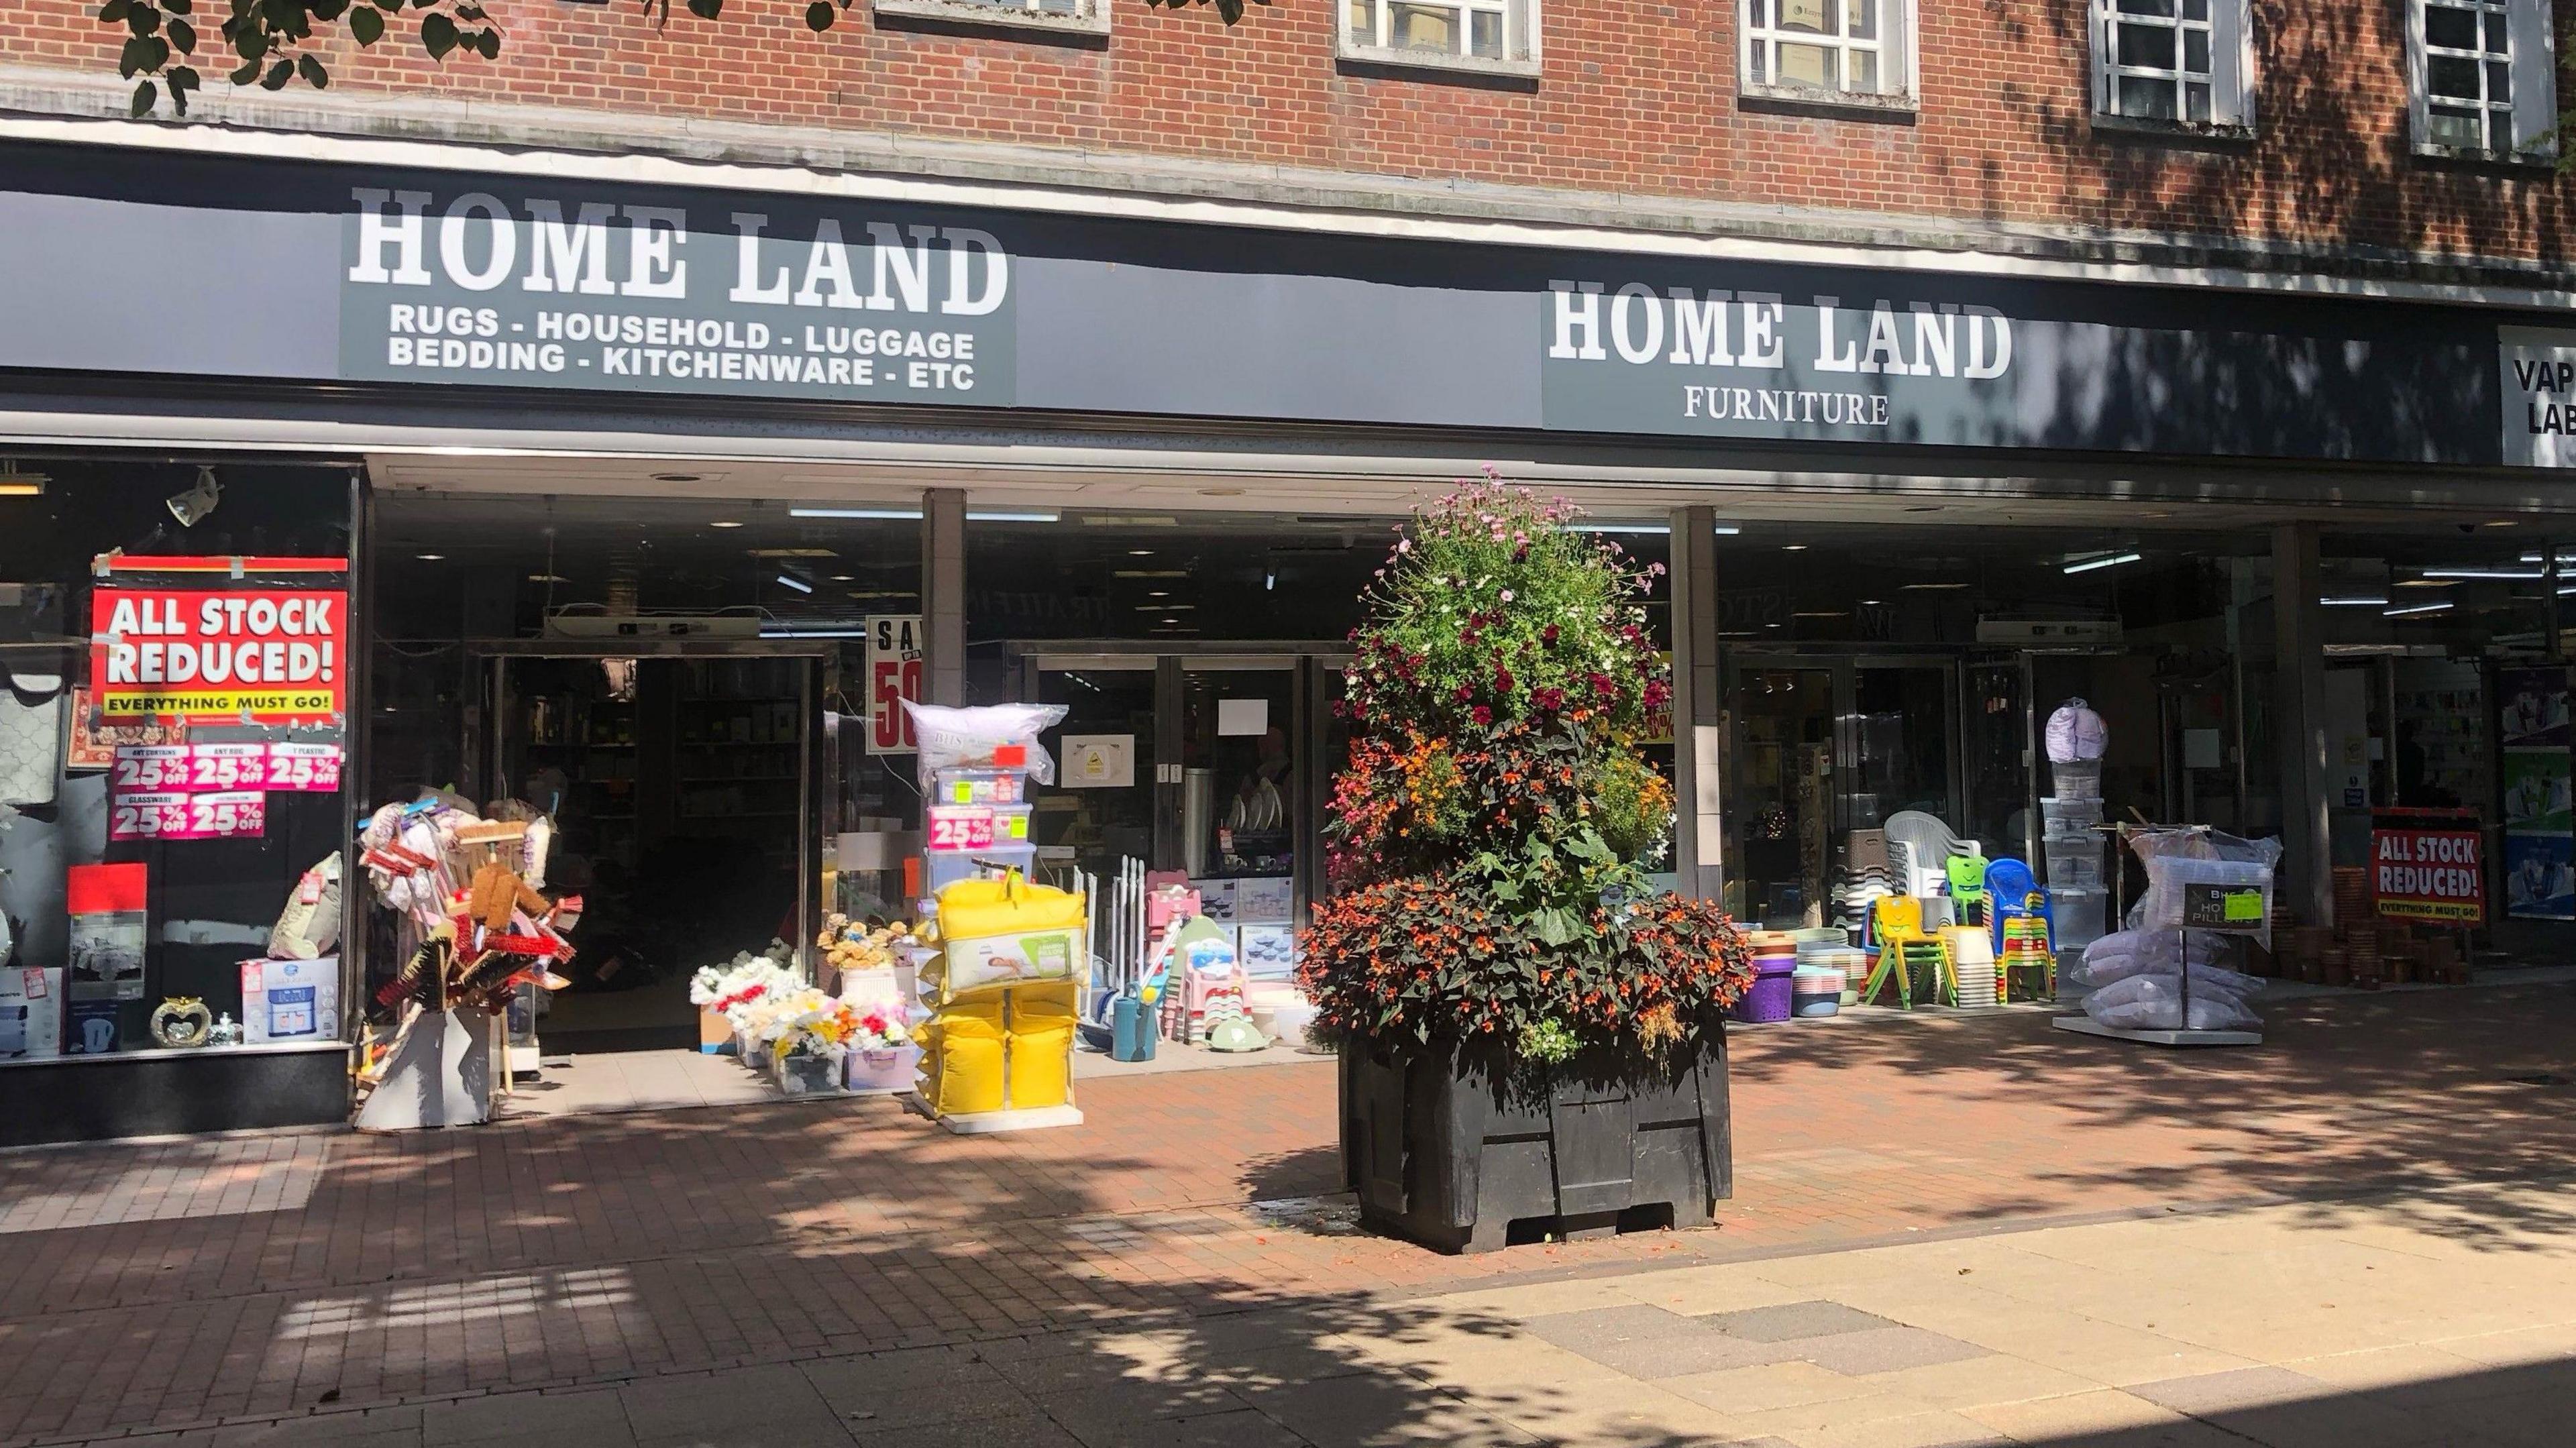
1, 983, 2572, 1445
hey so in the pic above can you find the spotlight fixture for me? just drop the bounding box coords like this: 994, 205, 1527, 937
166, 466, 221, 528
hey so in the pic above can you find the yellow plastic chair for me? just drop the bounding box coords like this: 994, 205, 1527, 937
1862, 896, 1956, 1009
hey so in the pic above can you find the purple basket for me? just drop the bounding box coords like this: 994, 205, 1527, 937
1729, 956, 1799, 1024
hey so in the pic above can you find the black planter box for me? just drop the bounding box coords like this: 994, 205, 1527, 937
1338, 1026, 1733, 1254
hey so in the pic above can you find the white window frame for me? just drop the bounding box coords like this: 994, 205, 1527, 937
2406, 0, 2557, 162
1738, 0, 1917, 113
1338, 0, 1540, 78
871, 0, 1110, 39
2090, 0, 2255, 134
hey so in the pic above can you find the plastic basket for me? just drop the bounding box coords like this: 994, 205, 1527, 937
2049, 760, 2104, 801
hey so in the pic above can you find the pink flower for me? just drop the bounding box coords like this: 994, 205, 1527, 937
1499, 590, 1515, 604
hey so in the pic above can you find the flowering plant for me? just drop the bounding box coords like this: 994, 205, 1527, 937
1301, 477, 1752, 1060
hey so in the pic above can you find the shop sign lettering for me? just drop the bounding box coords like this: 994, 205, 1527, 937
90, 586, 348, 724
2372, 815, 2487, 926
2502, 327, 2576, 466
341, 188, 1016, 403
1541, 282, 2017, 439
865, 614, 924, 755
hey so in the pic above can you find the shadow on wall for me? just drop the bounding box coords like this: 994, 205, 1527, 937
1968, 0, 2559, 262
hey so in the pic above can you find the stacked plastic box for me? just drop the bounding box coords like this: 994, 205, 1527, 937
2042, 760, 2110, 956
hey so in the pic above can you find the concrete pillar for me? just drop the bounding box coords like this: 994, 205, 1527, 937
922, 488, 966, 708
1669, 506, 1725, 903
2272, 522, 2333, 927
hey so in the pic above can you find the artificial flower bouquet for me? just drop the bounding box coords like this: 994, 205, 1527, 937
839, 996, 921, 1093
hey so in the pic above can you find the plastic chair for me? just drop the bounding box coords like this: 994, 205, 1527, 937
1984, 858, 2055, 1003
1861, 896, 1956, 1009
1945, 852, 1990, 926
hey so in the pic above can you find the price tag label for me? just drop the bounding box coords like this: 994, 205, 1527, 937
109, 791, 189, 840
188, 742, 268, 791
111, 745, 191, 793
111, 791, 266, 840
925, 806, 996, 853
265, 742, 343, 792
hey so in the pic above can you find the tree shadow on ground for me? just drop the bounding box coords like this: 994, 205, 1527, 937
1726, 979, 2576, 1252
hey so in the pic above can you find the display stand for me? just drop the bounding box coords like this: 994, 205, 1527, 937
903, 712, 1087, 1135
2051, 823, 2265, 1050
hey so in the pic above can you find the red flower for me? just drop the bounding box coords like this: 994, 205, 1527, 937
1470, 705, 1493, 726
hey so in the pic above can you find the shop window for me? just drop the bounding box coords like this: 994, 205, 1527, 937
1739, 0, 1915, 112
2, 462, 353, 1068
2091, 0, 2255, 134
2407, 0, 2557, 162
1340, 0, 1538, 76
871, 0, 1109, 38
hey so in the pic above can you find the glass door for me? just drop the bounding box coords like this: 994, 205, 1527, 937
1729, 663, 1836, 929
1845, 661, 1961, 842
1182, 661, 1300, 978
1028, 659, 1159, 884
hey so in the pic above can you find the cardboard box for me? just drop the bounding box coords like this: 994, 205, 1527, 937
240, 956, 339, 1044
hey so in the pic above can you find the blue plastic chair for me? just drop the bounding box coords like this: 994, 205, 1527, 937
1984, 858, 2043, 953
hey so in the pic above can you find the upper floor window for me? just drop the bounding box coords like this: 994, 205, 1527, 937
1740, 0, 1915, 110
2092, 0, 2253, 132
2408, 0, 2557, 161
1342, 0, 1538, 74
871, 0, 1108, 38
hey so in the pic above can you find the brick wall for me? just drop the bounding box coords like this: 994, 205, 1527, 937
3, 0, 2569, 263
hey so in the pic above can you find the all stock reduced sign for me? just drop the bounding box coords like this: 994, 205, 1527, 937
89, 565, 349, 725
2371, 810, 2487, 928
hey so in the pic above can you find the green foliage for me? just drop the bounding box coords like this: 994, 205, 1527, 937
104, 0, 1265, 117
1301, 477, 1751, 1061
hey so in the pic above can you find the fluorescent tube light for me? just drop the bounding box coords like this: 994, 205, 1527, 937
790, 507, 918, 520
2063, 551, 2143, 574
2418, 567, 2544, 579
2383, 601, 2455, 617
2320, 596, 2390, 607
774, 574, 813, 594
967, 509, 1063, 522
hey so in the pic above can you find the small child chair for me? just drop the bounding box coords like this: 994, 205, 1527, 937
1984, 858, 2055, 1003
1862, 895, 1957, 1009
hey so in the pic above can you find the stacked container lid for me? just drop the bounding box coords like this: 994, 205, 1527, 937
1729, 931, 1801, 1023
2042, 759, 2109, 952
1790, 928, 1861, 1017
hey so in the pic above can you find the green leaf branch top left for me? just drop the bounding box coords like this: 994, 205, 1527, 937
103, 0, 1269, 119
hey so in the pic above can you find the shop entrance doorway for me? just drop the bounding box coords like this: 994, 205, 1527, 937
475, 643, 824, 1055
1724, 653, 1970, 930
1012, 647, 1346, 944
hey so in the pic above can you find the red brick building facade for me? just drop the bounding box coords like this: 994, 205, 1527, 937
1, 0, 2569, 266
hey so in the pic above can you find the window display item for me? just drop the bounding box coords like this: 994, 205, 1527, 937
933, 874, 1084, 995
66, 862, 148, 1003
2129, 829, 2282, 950
149, 997, 215, 1048
0, 968, 62, 1060
2080, 973, 2261, 1034
266, 853, 342, 961
2045, 698, 2109, 764
0, 669, 64, 807
900, 701, 1069, 786
242, 956, 339, 1044
68, 1000, 117, 1054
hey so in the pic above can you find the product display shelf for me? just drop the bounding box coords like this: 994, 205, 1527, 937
2051, 822, 2264, 1050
